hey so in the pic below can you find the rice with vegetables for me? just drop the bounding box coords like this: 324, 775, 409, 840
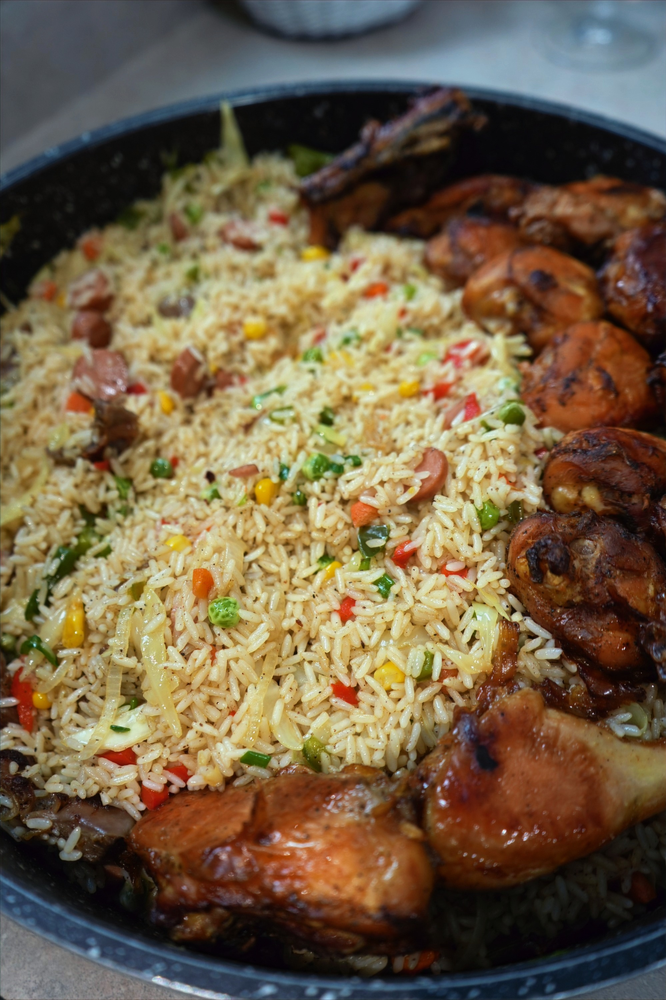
1, 128, 664, 968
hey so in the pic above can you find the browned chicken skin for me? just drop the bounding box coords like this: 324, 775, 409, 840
129, 764, 434, 954
521, 321, 663, 432
415, 687, 666, 890
425, 217, 525, 288
600, 223, 666, 355
510, 176, 666, 252
386, 174, 535, 239
462, 246, 603, 354
507, 511, 666, 678
543, 427, 666, 534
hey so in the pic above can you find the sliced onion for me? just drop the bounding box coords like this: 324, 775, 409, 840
65, 705, 151, 753
25, 605, 68, 676
264, 681, 302, 751
242, 651, 277, 747
139, 588, 182, 738
0, 457, 50, 527
476, 587, 511, 621
78, 661, 123, 761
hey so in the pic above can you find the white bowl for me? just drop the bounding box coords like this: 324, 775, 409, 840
239, 0, 422, 39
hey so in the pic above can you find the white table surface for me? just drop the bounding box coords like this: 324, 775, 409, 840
1, 2, 665, 998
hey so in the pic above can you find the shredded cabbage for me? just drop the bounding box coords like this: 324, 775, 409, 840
476, 587, 511, 620
138, 588, 182, 737
0, 457, 50, 527
220, 101, 248, 168
65, 705, 151, 753
78, 661, 124, 761
442, 603, 498, 675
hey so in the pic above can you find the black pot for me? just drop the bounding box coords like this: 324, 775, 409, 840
1, 82, 665, 999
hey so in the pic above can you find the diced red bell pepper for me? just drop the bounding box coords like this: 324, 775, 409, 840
101, 748, 137, 766
392, 540, 419, 568
33, 279, 58, 302
629, 872, 656, 905
141, 784, 169, 810
427, 381, 453, 401
11, 668, 35, 733
127, 382, 147, 395
441, 564, 468, 578
164, 763, 190, 783
93, 459, 111, 472
268, 209, 289, 225
331, 681, 358, 706
364, 281, 389, 298
463, 392, 481, 421
350, 257, 364, 273
535, 447, 549, 459
350, 501, 377, 527
313, 328, 326, 344
399, 950, 439, 974
80, 233, 103, 261
65, 391, 94, 413
338, 596, 356, 623
170, 455, 180, 469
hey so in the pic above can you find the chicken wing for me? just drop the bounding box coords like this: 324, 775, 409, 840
129, 764, 434, 954
511, 176, 666, 252
600, 223, 666, 356
521, 321, 663, 432
542, 427, 666, 534
415, 687, 666, 890
507, 510, 666, 677
386, 174, 535, 239
462, 246, 603, 354
300, 89, 486, 248
425, 217, 524, 288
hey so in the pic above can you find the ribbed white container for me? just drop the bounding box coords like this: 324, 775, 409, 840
239, 0, 422, 39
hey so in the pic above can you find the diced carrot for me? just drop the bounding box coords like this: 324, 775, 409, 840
164, 763, 190, 783
392, 540, 419, 568
427, 381, 453, 401
93, 459, 110, 472
399, 950, 439, 974
141, 784, 169, 810
80, 233, 103, 261
127, 382, 147, 395
331, 681, 358, 706
350, 501, 377, 527
101, 748, 137, 766
463, 392, 481, 421
338, 596, 356, 623
364, 281, 389, 298
65, 391, 93, 413
33, 279, 58, 302
192, 568, 214, 599
629, 872, 656, 905
12, 668, 34, 734
268, 209, 289, 225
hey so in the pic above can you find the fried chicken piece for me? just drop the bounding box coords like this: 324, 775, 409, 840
507, 510, 666, 678
521, 321, 663, 432
600, 223, 666, 356
387, 174, 536, 239
300, 88, 486, 247
129, 764, 433, 954
543, 427, 666, 534
425, 217, 525, 288
462, 246, 603, 354
511, 176, 666, 252
415, 687, 666, 889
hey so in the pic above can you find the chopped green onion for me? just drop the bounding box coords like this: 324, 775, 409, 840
358, 524, 389, 558
240, 750, 271, 768
328, 461, 345, 475
117, 205, 143, 230
269, 406, 295, 424
480, 420, 493, 433
0, 633, 17, 656
341, 331, 361, 346
507, 499, 524, 524
184, 203, 204, 225
208, 597, 240, 628
416, 650, 434, 681
185, 263, 200, 283
319, 406, 335, 426
288, 144, 333, 178
316, 424, 346, 446
292, 489, 307, 506
302, 347, 323, 363
279, 463, 290, 481
318, 554, 335, 568
126, 697, 140, 710
109, 725, 130, 733
301, 734, 327, 772
25, 589, 40, 622
20, 635, 57, 666
497, 401, 525, 426
114, 476, 132, 500
201, 483, 221, 502
302, 453, 330, 481
344, 454, 362, 467
79, 505, 97, 527
117, 505, 131, 518
404, 283, 417, 301
75, 526, 103, 556
157, 242, 171, 255
477, 500, 501, 531
130, 581, 145, 600
375, 573, 395, 599
150, 458, 174, 479
251, 386, 286, 410
417, 351, 438, 366
407, 327, 425, 338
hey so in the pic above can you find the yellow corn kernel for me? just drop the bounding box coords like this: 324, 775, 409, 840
359, 382, 375, 392
322, 560, 342, 581
62, 594, 85, 648
255, 478, 278, 506
32, 690, 52, 710
56, 291, 67, 308
158, 391, 175, 415
166, 534, 190, 552
301, 245, 330, 261
326, 350, 353, 369
243, 317, 267, 340
374, 661, 405, 690
399, 380, 420, 398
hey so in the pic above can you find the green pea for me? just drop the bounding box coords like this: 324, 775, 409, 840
498, 401, 525, 426
302, 453, 330, 481
201, 483, 221, 502
302, 347, 323, 363
150, 458, 174, 479
208, 597, 240, 628
279, 464, 290, 481
477, 500, 500, 531
292, 489, 307, 506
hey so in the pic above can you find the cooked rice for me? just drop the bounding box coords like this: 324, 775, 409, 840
1, 147, 664, 967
